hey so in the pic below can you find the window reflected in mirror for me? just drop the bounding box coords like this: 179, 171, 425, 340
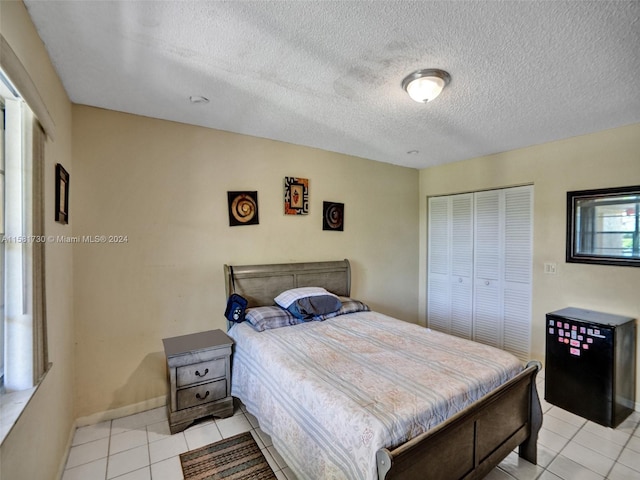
567, 186, 640, 266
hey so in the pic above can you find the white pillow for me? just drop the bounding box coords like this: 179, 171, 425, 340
274, 287, 342, 320
274, 287, 333, 308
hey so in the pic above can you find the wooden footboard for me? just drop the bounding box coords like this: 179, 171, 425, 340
376, 360, 543, 480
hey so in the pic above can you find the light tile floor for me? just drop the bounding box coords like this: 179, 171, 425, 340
62, 376, 640, 480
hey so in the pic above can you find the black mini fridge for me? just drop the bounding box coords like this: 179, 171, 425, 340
545, 307, 636, 428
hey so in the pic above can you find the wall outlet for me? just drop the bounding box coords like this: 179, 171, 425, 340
544, 262, 557, 274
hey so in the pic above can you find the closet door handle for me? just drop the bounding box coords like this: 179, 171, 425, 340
196, 391, 210, 400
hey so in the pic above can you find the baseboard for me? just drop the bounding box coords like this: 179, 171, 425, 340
57, 396, 167, 479
56, 417, 78, 480
75, 395, 167, 427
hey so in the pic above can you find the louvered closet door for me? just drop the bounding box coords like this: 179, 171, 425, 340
473, 186, 532, 360
502, 186, 533, 359
427, 196, 451, 332
428, 186, 532, 361
473, 190, 503, 348
427, 194, 473, 337
450, 194, 473, 338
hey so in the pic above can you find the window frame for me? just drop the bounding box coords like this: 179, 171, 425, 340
0, 63, 49, 446
0, 101, 5, 383
566, 185, 640, 267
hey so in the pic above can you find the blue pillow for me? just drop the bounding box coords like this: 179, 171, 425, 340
315, 297, 371, 321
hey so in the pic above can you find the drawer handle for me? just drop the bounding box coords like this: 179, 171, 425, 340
195, 368, 209, 377
196, 391, 210, 400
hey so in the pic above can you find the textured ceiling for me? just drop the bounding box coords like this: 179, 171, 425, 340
23, 1, 640, 169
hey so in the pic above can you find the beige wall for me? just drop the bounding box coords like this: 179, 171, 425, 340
0, 2, 75, 480
72, 106, 419, 418
4, 2, 639, 477
419, 123, 640, 402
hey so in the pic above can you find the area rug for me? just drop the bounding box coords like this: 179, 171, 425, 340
180, 431, 277, 480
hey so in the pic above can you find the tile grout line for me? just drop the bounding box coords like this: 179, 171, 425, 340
534, 403, 572, 479
146, 420, 153, 479
554, 414, 639, 480
603, 418, 640, 478
63, 405, 638, 480
538, 409, 588, 480
105, 419, 113, 480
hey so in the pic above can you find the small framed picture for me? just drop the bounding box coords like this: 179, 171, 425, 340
323, 201, 344, 231
228, 191, 259, 226
284, 177, 309, 215
55, 163, 69, 224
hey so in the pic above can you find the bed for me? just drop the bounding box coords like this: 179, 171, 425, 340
224, 259, 542, 480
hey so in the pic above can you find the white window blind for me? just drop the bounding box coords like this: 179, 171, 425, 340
1, 69, 48, 393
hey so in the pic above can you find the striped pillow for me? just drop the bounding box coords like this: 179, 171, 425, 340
245, 306, 302, 332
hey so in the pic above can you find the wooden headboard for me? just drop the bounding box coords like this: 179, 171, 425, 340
224, 259, 351, 307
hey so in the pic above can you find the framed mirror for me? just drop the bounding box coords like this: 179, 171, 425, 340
567, 185, 640, 267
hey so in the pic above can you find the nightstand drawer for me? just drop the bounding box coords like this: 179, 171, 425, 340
163, 329, 234, 433
176, 358, 227, 387
177, 379, 227, 410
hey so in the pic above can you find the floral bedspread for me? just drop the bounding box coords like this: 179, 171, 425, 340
228, 311, 523, 480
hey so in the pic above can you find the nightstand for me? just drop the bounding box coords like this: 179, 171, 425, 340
162, 329, 234, 434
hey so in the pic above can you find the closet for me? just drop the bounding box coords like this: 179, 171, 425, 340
427, 185, 532, 360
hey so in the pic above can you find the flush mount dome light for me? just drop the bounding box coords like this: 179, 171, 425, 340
402, 69, 451, 103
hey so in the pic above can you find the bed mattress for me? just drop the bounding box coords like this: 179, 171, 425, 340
228, 310, 523, 480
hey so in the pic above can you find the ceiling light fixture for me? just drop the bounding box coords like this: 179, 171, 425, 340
402, 69, 451, 103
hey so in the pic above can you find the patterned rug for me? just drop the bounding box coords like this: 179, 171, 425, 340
180, 431, 277, 480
